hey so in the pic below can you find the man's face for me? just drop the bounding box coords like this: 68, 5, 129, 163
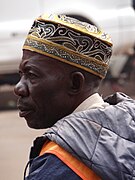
14, 50, 73, 129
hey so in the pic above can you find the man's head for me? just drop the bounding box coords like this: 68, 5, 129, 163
14, 14, 113, 129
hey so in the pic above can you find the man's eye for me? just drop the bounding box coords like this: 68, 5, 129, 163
28, 72, 37, 79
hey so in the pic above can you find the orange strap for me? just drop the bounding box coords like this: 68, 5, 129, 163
40, 141, 101, 180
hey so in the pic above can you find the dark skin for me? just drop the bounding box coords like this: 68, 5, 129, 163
14, 50, 101, 129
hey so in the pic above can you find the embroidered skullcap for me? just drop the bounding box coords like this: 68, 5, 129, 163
23, 14, 113, 78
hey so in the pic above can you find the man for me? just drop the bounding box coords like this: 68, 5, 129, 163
14, 14, 135, 180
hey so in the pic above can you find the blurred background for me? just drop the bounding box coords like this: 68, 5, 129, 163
0, 0, 135, 179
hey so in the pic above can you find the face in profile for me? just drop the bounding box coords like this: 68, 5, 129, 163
14, 50, 73, 129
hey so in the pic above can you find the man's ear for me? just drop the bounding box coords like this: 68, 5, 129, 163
69, 72, 85, 94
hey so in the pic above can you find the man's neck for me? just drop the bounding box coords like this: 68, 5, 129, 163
74, 93, 109, 113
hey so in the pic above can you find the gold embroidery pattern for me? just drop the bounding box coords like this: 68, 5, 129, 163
23, 14, 112, 78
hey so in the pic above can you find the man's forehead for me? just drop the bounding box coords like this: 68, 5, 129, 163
20, 51, 46, 70
20, 50, 65, 70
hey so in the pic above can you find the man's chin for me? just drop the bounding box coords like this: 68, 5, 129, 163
27, 123, 41, 129
25, 118, 50, 129
25, 118, 41, 129
21, 113, 56, 129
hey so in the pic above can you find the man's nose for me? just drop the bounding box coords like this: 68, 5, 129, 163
14, 79, 29, 97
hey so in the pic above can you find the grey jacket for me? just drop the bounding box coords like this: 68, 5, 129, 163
43, 93, 135, 180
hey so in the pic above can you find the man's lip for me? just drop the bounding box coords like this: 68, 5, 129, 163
17, 106, 34, 117
19, 109, 34, 117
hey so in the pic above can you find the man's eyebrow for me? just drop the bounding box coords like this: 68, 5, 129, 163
19, 60, 28, 70
19, 63, 41, 74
